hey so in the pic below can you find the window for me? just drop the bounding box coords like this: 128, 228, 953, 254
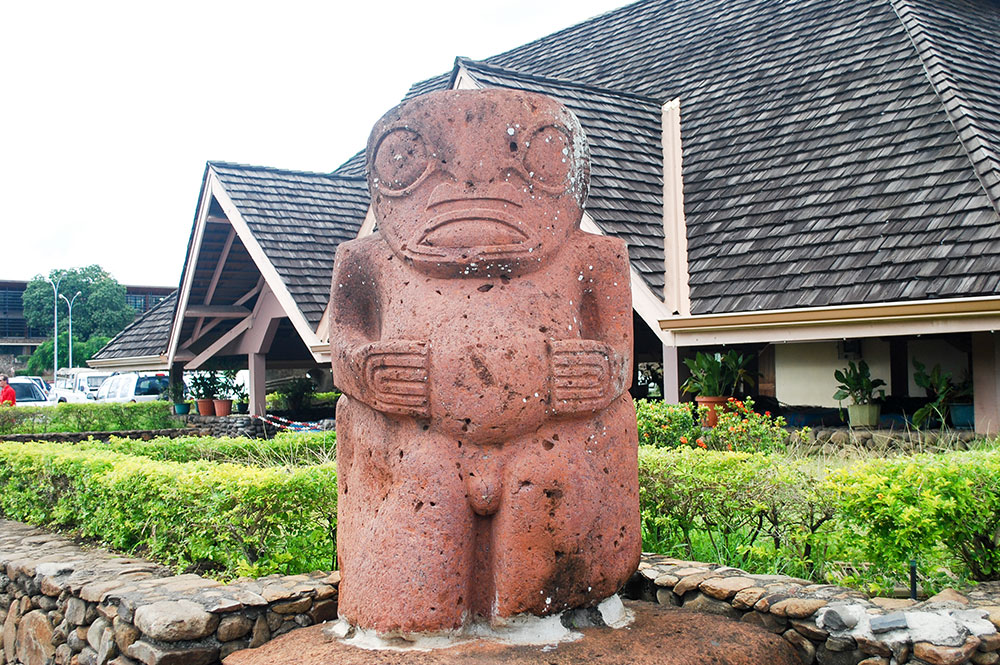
126, 294, 147, 312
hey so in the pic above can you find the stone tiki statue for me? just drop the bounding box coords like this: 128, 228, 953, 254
330, 88, 640, 635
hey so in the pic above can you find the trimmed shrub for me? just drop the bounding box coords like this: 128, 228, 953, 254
829, 446, 1000, 583
638, 446, 834, 578
0, 441, 336, 578
0, 401, 177, 435
98, 430, 336, 467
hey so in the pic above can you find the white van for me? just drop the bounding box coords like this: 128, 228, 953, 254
50, 369, 111, 403
96, 372, 169, 403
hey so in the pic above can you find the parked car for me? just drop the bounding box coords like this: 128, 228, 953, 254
50, 369, 111, 403
21, 376, 50, 396
96, 372, 169, 403
7, 377, 57, 406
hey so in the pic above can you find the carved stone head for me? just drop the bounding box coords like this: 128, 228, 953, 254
366, 88, 590, 277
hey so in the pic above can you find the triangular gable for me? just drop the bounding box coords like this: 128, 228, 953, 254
167, 163, 369, 367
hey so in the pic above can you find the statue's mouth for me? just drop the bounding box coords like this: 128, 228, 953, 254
416, 209, 528, 252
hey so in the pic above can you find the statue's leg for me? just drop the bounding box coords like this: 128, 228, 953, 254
336, 397, 474, 634
490, 393, 641, 618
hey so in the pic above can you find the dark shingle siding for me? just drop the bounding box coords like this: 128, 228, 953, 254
91, 292, 177, 360
211, 163, 370, 327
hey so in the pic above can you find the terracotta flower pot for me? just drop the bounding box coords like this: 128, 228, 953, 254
695, 395, 729, 428
196, 398, 215, 416
213, 399, 233, 417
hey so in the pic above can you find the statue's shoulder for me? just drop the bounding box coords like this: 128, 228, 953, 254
570, 228, 628, 261
334, 233, 387, 261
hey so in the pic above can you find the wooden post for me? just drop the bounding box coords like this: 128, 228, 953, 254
663, 344, 680, 403
249, 353, 266, 417
972, 332, 1000, 435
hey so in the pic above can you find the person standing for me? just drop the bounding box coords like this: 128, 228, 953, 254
0, 375, 15, 406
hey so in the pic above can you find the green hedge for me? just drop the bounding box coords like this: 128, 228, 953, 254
638, 443, 1000, 591
0, 402, 178, 435
831, 449, 1000, 583
0, 441, 336, 578
97, 430, 336, 467
1, 430, 996, 591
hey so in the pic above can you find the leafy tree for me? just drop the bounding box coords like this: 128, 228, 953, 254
25, 333, 111, 375
23, 266, 135, 340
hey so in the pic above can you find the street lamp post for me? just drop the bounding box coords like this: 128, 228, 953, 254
45, 274, 63, 382
59, 291, 82, 368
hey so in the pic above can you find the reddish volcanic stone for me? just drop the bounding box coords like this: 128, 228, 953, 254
223, 601, 803, 665
330, 88, 640, 634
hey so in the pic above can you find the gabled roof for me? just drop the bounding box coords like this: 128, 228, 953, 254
209, 162, 370, 328
394, 0, 1000, 315
89, 292, 177, 368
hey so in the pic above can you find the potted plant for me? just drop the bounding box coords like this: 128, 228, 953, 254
912, 359, 951, 429
948, 375, 974, 429
213, 370, 235, 417
165, 381, 189, 415
681, 350, 756, 426
188, 371, 219, 416
221, 369, 247, 415
282, 376, 316, 414
833, 360, 886, 428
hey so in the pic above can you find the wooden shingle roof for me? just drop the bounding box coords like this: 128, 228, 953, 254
91, 292, 177, 362
209, 162, 370, 328
393, 0, 1000, 314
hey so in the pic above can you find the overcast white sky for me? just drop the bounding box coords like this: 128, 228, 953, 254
1, 0, 627, 288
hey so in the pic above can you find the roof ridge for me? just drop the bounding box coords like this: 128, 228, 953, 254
208, 160, 367, 183
889, 0, 1000, 219
456, 57, 665, 106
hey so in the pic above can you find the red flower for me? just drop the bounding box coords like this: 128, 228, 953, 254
679, 436, 688, 444
697, 440, 707, 449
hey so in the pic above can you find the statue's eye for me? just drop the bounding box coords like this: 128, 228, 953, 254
524, 125, 572, 189
372, 129, 430, 192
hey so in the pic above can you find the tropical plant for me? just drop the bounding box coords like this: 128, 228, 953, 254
165, 380, 187, 404
912, 359, 952, 428
188, 371, 220, 400
832, 360, 885, 406
281, 377, 316, 412
681, 351, 756, 397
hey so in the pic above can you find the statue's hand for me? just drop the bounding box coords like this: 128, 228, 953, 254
362, 340, 430, 418
550, 339, 613, 415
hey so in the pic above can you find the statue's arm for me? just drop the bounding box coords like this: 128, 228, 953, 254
329, 240, 430, 417
550, 234, 632, 415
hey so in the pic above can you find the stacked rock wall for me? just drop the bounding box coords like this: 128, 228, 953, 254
0, 521, 337, 665
626, 556, 1000, 665
5, 518, 999, 665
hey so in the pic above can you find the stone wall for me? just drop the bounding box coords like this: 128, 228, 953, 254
0, 429, 210, 445
5, 518, 999, 665
183, 415, 278, 440
797, 428, 980, 455
626, 556, 1000, 665
0, 521, 337, 665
